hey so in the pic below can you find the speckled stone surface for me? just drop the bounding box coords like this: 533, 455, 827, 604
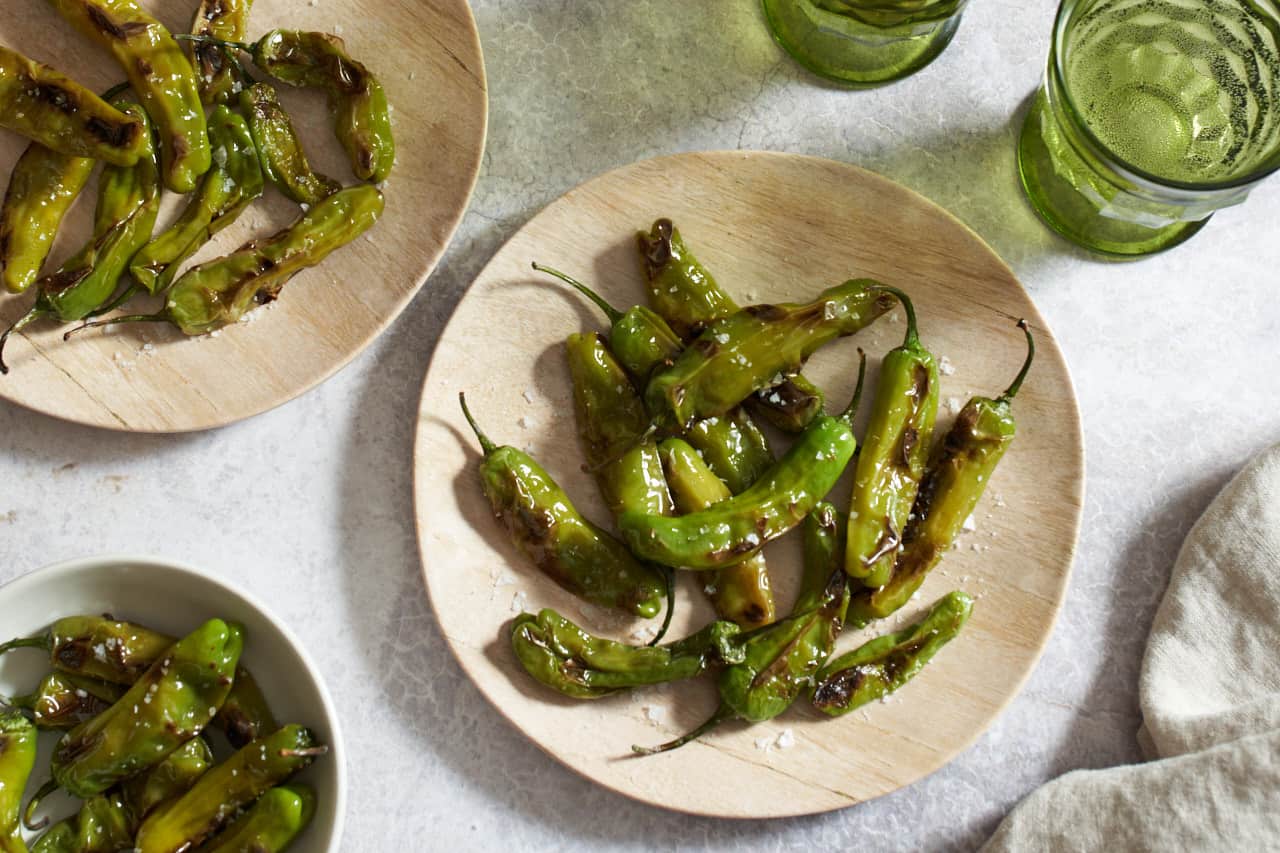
2, 1, 1278, 849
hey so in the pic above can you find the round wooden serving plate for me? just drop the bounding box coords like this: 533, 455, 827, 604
414, 152, 1084, 818
0, 0, 486, 432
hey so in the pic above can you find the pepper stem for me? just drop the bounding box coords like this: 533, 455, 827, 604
63, 313, 166, 341
458, 393, 497, 455
279, 746, 330, 758
631, 704, 735, 756
0, 636, 47, 656
872, 284, 919, 348
836, 349, 869, 427
175, 33, 257, 53
648, 567, 676, 647
999, 319, 1035, 402
531, 262, 623, 326
0, 304, 48, 375
23, 779, 56, 831
85, 282, 140, 319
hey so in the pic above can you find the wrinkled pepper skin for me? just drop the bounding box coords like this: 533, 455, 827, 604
659, 438, 775, 629
796, 501, 845, 615
50, 619, 243, 799
191, 0, 254, 105
511, 609, 745, 699
239, 83, 340, 206
135, 725, 325, 853
201, 785, 314, 853
0, 144, 95, 294
460, 394, 666, 618
848, 323, 1033, 625
644, 278, 893, 431
214, 669, 277, 750
681, 410, 773, 496
130, 105, 263, 293
813, 591, 972, 715
638, 218, 827, 433
846, 287, 939, 588
45, 0, 211, 193
7, 673, 125, 730
0, 46, 145, 166
252, 30, 394, 182
0, 713, 36, 853
121, 737, 214, 819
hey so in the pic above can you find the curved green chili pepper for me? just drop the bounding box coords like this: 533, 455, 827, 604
813, 590, 972, 716
846, 286, 939, 588
45, 0, 210, 193
510, 609, 745, 699
201, 785, 314, 853
0, 144, 95, 294
134, 725, 326, 853
214, 668, 277, 750
459, 393, 666, 618
239, 82, 340, 205
121, 736, 214, 819
658, 438, 776, 629
796, 501, 845, 615
644, 278, 893, 431
848, 322, 1034, 626
0, 46, 146, 166
6, 673, 125, 730
129, 105, 264, 293
190, 0, 254, 105
0, 712, 36, 851
638, 218, 828, 433
620, 353, 867, 570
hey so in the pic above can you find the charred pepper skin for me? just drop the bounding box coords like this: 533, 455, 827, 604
45, 0, 211, 193
796, 501, 845, 615
813, 591, 972, 715
846, 286, 940, 589
190, 0, 254, 105
643, 278, 893, 432
848, 322, 1034, 626
134, 725, 326, 853
6, 673, 125, 730
0, 144, 95, 294
0, 46, 145, 166
510, 609, 745, 699
239, 82, 340, 205
659, 438, 776, 630
637, 218, 827, 433
200, 785, 315, 853
0, 712, 37, 852
459, 393, 667, 618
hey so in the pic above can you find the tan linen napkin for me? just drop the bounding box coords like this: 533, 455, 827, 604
984, 444, 1280, 852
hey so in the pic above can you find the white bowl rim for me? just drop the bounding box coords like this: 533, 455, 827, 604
0, 553, 347, 852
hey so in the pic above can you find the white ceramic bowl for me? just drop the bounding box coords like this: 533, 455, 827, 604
0, 555, 345, 852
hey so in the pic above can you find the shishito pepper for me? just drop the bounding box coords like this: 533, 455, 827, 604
135, 725, 326, 853
45, 0, 211, 193
510, 609, 745, 699
812, 590, 972, 715
644, 278, 892, 432
638, 218, 828, 433
0, 712, 37, 852
0, 46, 145, 166
0, 144, 95, 294
239, 82, 340, 205
459, 393, 667, 618
620, 353, 867, 570
796, 501, 846, 614
848, 321, 1034, 626
201, 785, 315, 853
846, 285, 940, 588
190, 0, 254, 105
659, 438, 776, 629
129, 105, 264, 293
6, 673, 125, 730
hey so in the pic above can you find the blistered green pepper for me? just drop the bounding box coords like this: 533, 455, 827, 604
511, 609, 745, 699
0, 144, 95, 294
638, 218, 828, 433
796, 501, 845, 615
46, 0, 211, 192
135, 725, 326, 853
459, 393, 666, 618
644, 278, 892, 431
620, 353, 866, 570
846, 286, 939, 588
129, 105, 264, 293
239, 82, 340, 205
849, 322, 1033, 625
201, 785, 314, 853
813, 591, 972, 715
659, 438, 775, 629
214, 668, 277, 750
190, 0, 254, 105
0, 46, 145, 166
0, 712, 36, 852
121, 737, 214, 819
6, 673, 125, 730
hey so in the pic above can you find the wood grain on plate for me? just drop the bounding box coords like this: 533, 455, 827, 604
0, 0, 486, 432
414, 151, 1083, 818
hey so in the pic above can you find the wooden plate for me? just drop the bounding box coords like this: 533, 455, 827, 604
414, 151, 1083, 818
0, 0, 486, 432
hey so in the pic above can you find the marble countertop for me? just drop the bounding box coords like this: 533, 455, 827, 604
3, 0, 1278, 849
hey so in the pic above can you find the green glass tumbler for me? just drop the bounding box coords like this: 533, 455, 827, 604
1018, 0, 1280, 256
762, 0, 969, 87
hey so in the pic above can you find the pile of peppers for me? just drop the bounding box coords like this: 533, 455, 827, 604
463, 220, 1037, 755
0, 615, 328, 852
0, 0, 396, 373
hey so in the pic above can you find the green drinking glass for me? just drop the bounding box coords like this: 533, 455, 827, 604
1018, 0, 1280, 256
762, 0, 969, 87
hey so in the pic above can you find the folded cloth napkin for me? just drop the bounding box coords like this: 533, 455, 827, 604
984, 444, 1280, 851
